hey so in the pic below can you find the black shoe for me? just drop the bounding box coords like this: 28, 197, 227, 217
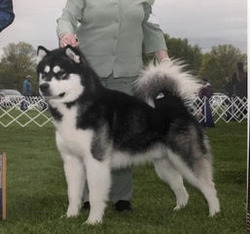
82, 201, 90, 210
115, 200, 132, 212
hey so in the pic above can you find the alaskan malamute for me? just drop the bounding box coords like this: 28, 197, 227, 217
37, 45, 220, 224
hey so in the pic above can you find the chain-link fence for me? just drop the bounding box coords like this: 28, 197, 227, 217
190, 96, 248, 124
0, 96, 52, 127
0, 95, 247, 127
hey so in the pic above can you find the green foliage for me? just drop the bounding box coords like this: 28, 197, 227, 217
143, 34, 203, 76
164, 34, 203, 75
143, 37, 246, 92
198, 45, 247, 92
0, 122, 246, 233
0, 40, 246, 94
0, 42, 37, 93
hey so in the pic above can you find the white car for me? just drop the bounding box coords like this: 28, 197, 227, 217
0, 89, 48, 111
0, 89, 25, 109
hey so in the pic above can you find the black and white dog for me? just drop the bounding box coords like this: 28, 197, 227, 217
37, 45, 220, 224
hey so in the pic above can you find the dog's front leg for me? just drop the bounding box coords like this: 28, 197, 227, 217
63, 155, 86, 217
85, 156, 111, 225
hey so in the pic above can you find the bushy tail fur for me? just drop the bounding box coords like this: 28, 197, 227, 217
134, 60, 201, 107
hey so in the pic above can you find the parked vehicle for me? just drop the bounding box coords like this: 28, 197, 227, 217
0, 89, 22, 97
0, 89, 48, 111
0, 89, 24, 109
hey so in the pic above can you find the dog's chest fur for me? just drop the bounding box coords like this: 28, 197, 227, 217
50, 102, 93, 158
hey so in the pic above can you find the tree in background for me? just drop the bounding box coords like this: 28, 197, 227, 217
0, 42, 37, 92
143, 34, 203, 76
164, 34, 203, 75
199, 44, 247, 92
0, 40, 246, 95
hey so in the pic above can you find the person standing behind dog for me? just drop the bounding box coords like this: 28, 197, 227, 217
20, 75, 32, 111
57, 0, 169, 211
22, 75, 32, 96
198, 78, 215, 128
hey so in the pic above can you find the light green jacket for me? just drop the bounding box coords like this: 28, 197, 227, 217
57, 0, 167, 78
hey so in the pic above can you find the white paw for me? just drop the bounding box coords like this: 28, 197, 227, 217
208, 198, 220, 217
85, 217, 102, 225
66, 206, 80, 218
209, 206, 220, 217
173, 196, 188, 211
173, 188, 189, 212
173, 203, 186, 211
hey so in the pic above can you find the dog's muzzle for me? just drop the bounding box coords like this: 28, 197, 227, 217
39, 83, 51, 97
39, 83, 66, 99
40, 83, 49, 93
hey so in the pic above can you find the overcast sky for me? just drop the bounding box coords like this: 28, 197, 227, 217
0, 0, 247, 55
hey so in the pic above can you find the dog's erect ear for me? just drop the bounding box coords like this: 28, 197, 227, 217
65, 45, 81, 64
37, 46, 49, 64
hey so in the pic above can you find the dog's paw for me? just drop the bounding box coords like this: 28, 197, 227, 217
173, 200, 188, 211
66, 212, 79, 218
208, 206, 220, 217
85, 217, 102, 225
66, 206, 80, 218
208, 197, 220, 217
173, 204, 185, 211
173, 190, 189, 211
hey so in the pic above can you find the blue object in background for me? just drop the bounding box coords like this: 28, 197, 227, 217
0, 0, 15, 32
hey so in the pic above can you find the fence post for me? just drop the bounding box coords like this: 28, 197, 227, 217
0, 153, 6, 220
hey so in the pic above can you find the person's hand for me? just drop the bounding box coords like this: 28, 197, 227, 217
59, 33, 79, 47
155, 50, 171, 64
160, 57, 171, 64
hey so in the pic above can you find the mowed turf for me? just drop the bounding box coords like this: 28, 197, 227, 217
0, 121, 247, 234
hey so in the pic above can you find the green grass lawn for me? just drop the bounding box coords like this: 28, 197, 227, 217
0, 121, 247, 234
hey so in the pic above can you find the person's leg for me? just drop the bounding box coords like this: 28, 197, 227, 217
109, 168, 133, 211
82, 167, 133, 211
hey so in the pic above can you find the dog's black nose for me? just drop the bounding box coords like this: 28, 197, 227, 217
40, 83, 49, 92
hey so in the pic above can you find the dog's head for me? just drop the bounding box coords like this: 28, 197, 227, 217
37, 45, 86, 103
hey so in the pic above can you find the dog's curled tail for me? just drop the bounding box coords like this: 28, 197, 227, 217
134, 60, 201, 107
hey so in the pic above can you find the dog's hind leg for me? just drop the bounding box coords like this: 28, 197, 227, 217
154, 158, 189, 211
85, 156, 111, 225
194, 158, 220, 216
167, 151, 220, 216
62, 155, 86, 217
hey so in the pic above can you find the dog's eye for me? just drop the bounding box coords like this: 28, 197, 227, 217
57, 71, 67, 79
41, 72, 47, 79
